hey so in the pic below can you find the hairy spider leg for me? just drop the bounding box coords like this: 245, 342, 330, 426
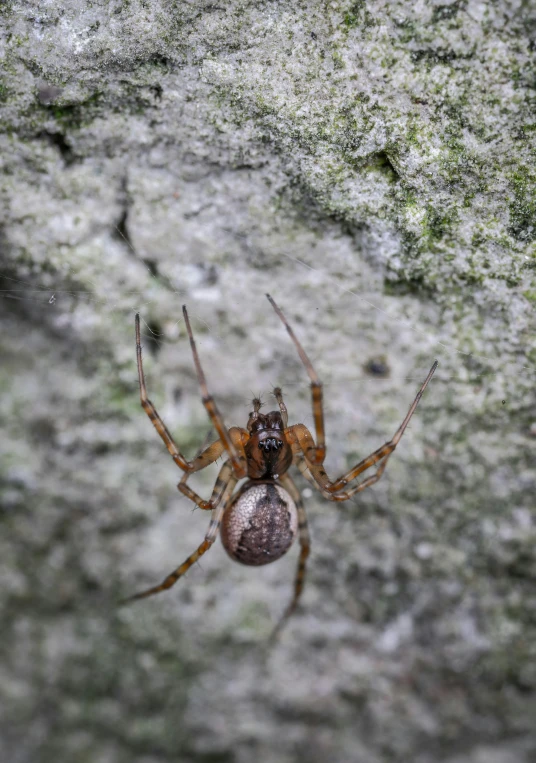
272, 387, 288, 428
287, 361, 438, 500
178, 428, 249, 509
266, 294, 325, 464
247, 395, 264, 428
122, 466, 238, 603
182, 305, 247, 478
269, 473, 310, 641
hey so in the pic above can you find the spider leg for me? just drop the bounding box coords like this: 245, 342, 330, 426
266, 294, 325, 464
136, 313, 191, 471
294, 454, 390, 502
288, 423, 396, 500
177, 427, 249, 510
325, 360, 438, 493
270, 473, 310, 641
136, 314, 249, 479
178, 429, 248, 509
288, 361, 438, 500
122, 470, 237, 603
183, 306, 247, 478
178, 458, 234, 510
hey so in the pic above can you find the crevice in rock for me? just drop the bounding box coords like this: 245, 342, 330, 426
367, 150, 399, 181
39, 130, 76, 166
114, 205, 131, 249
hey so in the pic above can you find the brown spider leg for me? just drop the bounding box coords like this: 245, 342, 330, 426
270, 473, 310, 641
266, 294, 325, 464
287, 360, 438, 495
178, 440, 225, 509
272, 387, 288, 428
182, 305, 247, 478
293, 455, 336, 499
178, 428, 249, 509
294, 453, 390, 502
326, 360, 438, 493
122, 469, 237, 603
136, 313, 191, 471
288, 423, 392, 498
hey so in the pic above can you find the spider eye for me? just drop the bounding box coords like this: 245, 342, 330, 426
259, 438, 283, 453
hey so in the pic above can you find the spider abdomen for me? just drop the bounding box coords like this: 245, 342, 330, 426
220, 481, 298, 566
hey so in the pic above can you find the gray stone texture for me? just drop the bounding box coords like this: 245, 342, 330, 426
1, 1, 535, 761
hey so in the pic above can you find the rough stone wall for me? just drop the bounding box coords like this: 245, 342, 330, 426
1, 1, 535, 762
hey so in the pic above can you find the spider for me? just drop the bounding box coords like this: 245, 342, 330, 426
124, 295, 437, 635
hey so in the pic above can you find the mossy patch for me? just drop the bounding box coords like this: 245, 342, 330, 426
509, 166, 536, 242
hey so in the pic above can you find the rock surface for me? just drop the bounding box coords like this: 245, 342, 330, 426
1, 1, 535, 761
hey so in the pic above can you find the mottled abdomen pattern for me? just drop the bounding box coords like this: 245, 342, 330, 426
221, 481, 298, 566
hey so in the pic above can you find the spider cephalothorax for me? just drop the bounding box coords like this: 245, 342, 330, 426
245, 409, 292, 479
124, 294, 437, 637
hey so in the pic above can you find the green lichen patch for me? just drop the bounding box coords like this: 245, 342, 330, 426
509, 166, 536, 242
